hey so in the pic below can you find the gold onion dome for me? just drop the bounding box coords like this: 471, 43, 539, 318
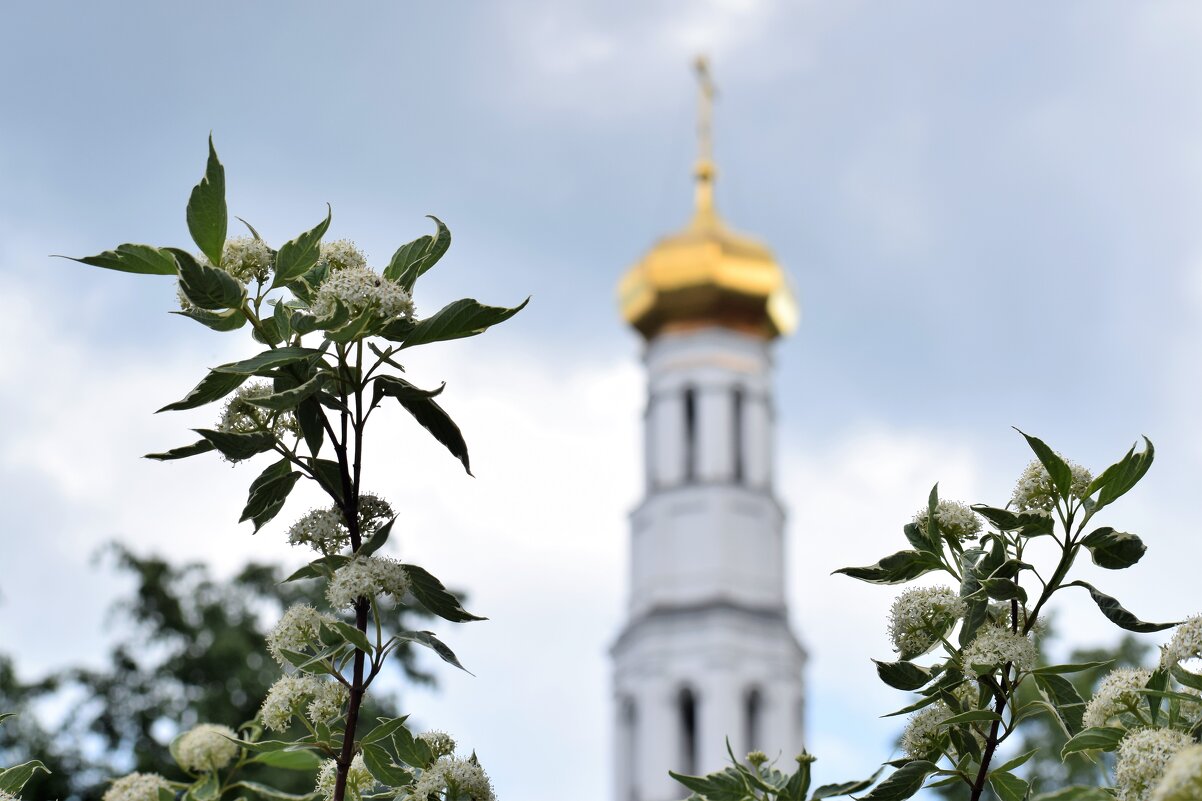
618, 58, 798, 341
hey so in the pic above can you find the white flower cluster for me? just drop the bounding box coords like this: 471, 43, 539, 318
410, 756, 494, 801
1150, 744, 1202, 801
888, 586, 965, 659
1116, 728, 1194, 801
318, 240, 368, 273
221, 237, 274, 285
316, 755, 375, 801
102, 773, 173, 801
418, 730, 457, 759
1084, 668, 1154, 729
961, 628, 1037, 679
216, 381, 297, 439
175, 723, 239, 773
913, 500, 982, 542
0, 791, 18, 801
359, 493, 395, 533
900, 702, 949, 760
287, 507, 350, 553
266, 604, 336, 665
312, 265, 415, 322
1010, 458, 1093, 512
1161, 615, 1202, 674
259, 674, 348, 731
326, 556, 410, 609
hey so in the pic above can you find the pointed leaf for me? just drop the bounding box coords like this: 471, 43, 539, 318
1035, 672, 1085, 735
61, 243, 178, 275
240, 459, 301, 531
1067, 581, 1178, 632
361, 744, 412, 787
988, 770, 1029, 801
171, 248, 244, 311
0, 761, 49, 795
834, 550, 942, 585
1016, 429, 1073, 498
1060, 726, 1125, 759
811, 768, 883, 799
244, 374, 326, 412
158, 370, 248, 413
1080, 527, 1146, 569
1087, 437, 1154, 511
145, 440, 216, 461
873, 660, 932, 691
187, 136, 227, 266
213, 347, 322, 376
398, 297, 528, 350
193, 428, 276, 461
274, 206, 331, 286
171, 306, 247, 331
859, 760, 938, 800
248, 750, 322, 771
395, 630, 471, 673
404, 564, 486, 623
378, 389, 470, 475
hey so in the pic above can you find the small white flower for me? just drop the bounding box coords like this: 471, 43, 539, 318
0, 791, 19, 801
900, 702, 949, 760
326, 556, 410, 609
316, 755, 375, 801
1010, 458, 1093, 512
961, 628, 1037, 679
175, 723, 239, 773
312, 266, 415, 323
442, 756, 494, 800
418, 730, 457, 759
221, 237, 274, 285
287, 508, 350, 554
266, 604, 335, 665
888, 586, 965, 659
306, 681, 349, 726
913, 500, 982, 542
102, 773, 173, 801
1083, 668, 1154, 729
1161, 615, 1202, 674
1150, 744, 1202, 801
216, 381, 298, 439
1116, 728, 1194, 801
358, 493, 395, 534
260, 674, 316, 731
318, 240, 368, 273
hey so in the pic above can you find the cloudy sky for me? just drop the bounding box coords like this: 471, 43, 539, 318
4, 1, 1202, 798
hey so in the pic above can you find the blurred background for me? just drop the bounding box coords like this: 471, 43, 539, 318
2, 2, 1202, 799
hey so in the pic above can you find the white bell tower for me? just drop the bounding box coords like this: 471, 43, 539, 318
611, 59, 806, 801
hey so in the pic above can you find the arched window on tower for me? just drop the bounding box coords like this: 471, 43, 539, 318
745, 686, 762, 752
732, 387, 745, 484
683, 387, 698, 483
678, 687, 699, 774
623, 697, 639, 801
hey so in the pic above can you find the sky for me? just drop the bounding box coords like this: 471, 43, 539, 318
3, 1, 1202, 799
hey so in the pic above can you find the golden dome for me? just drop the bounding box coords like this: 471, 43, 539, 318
618, 160, 798, 341
618, 58, 798, 341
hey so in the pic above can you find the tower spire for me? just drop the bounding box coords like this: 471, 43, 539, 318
693, 55, 718, 226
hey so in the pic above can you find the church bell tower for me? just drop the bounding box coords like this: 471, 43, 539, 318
611, 59, 807, 801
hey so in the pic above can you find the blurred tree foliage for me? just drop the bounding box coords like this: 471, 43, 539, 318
0, 544, 433, 801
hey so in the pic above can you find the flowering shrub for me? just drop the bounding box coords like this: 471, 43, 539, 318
67, 138, 524, 801
676, 432, 1202, 801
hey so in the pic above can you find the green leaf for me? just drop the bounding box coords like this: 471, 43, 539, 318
60, 243, 178, 275
388, 216, 451, 291
171, 306, 247, 332
297, 397, 325, 456
1016, 429, 1073, 498
1060, 726, 1125, 759
325, 308, 377, 344
173, 249, 244, 311
187, 135, 228, 266
1171, 664, 1202, 692
244, 374, 326, 412
308, 458, 345, 502
361, 744, 412, 787
273, 302, 294, 343
988, 770, 1030, 801
398, 297, 528, 350
669, 768, 749, 801
1067, 581, 1179, 632
834, 550, 943, 585
939, 710, 1001, 727
981, 578, 1028, 603
240, 460, 301, 532
249, 749, 322, 771
782, 750, 813, 801
859, 760, 937, 800
0, 761, 49, 795
327, 620, 373, 654
283, 554, 350, 583
273, 206, 331, 287
362, 716, 411, 745
1146, 667, 1169, 724
395, 630, 471, 673
359, 516, 396, 558
393, 723, 434, 769
811, 769, 883, 799
1032, 787, 1114, 801
1087, 437, 1154, 511
371, 375, 444, 409
158, 370, 248, 413
995, 749, 1038, 773
1035, 673, 1085, 736
193, 428, 276, 461
902, 522, 936, 554
382, 389, 471, 475
403, 564, 486, 623
0, 713, 14, 727
229, 781, 317, 801
145, 440, 216, 461
971, 505, 1055, 537
213, 347, 323, 376
873, 660, 932, 691
1080, 527, 1146, 569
